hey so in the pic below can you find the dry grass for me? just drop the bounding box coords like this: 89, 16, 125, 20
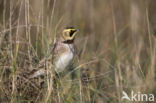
0, 0, 156, 103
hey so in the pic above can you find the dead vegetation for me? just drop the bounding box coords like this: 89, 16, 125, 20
0, 0, 156, 103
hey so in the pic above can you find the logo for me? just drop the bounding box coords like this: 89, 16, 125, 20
121, 90, 154, 102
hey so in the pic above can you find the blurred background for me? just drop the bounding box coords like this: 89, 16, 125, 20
0, 0, 156, 103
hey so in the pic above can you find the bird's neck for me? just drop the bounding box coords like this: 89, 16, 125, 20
63, 39, 74, 44
58, 37, 74, 44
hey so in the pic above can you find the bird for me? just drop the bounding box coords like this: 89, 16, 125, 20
30, 27, 78, 78
2, 27, 78, 101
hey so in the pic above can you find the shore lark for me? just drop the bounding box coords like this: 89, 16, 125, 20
30, 27, 78, 78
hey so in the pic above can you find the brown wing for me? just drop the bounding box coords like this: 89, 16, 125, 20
29, 42, 57, 78
29, 41, 68, 78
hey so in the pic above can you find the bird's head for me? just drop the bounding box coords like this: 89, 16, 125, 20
62, 27, 78, 41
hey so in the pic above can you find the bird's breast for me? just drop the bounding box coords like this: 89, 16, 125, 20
55, 49, 74, 73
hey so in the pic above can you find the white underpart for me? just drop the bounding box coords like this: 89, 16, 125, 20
31, 44, 74, 78
55, 45, 74, 73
